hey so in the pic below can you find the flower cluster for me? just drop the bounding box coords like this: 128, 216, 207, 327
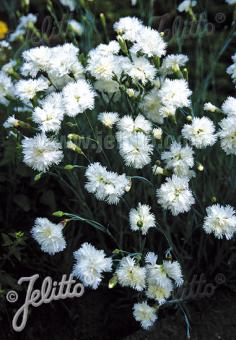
3, 13, 236, 332
85, 162, 130, 204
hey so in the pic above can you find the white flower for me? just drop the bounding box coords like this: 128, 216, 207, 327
68, 19, 84, 35
116, 256, 146, 291
145, 252, 183, 288
89, 41, 120, 57
22, 46, 52, 77
72, 243, 112, 289
161, 54, 188, 74
146, 260, 169, 289
203, 204, 236, 239
50, 44, 82, 79
31, 218, 66, 255
87, 53, 122, 80
145, 255, 183, 304
0, 71, 15, 104
117, 132, 153, 169
22, 134, 63, 172
15, 77, 49, 101
222, 97, 236, 117
32, 92, 64, 132
140, 88, 163, 124
157, 175, 195, 215
159, 105, 176, 119
129, 203, 156, 235
62, 79, 95, 117
116, 116, 153, 168
98, 112, 119, 128
146, 277, 173, 304
2, 60, 17, 75
3, 115, 19, 129
130, 26, 166, 57
122, 55, 156, 85
59, 0, 76, 10
117, 114, 152, 135
203, 102, 218, 112
162, 260, 184, 286
145, 252, 158, 265
178, 0, 197, 12
158, 79, 192, 109
182, 117, 216, 148
133, 302, 157, 329
161, 142, 194, 177
218, 116, 236, 155
85, 162, 129, 204
22, 44, 82, 79
113, 16, 143, 42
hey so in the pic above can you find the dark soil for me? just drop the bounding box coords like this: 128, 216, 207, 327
125, 288, 236, 340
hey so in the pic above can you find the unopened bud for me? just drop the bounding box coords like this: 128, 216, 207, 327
183, 68, 188, 81
125, 179, 132, 192
197, 163, 204, 171
153, 56, 161, 68
153, 128, 162, 140
203, 102, 219, 113
108, 275, 118, 289
126, 88, 135, 97
112, 249, 121, 255
100, 13, 106, 30
117, 35, 128, 55
153, 165, 164, 175
68, 133, 82, 141
64, 164, 76, 170
34, 173, 43, 182
67, 141, 83, 154
53, 211, 65, 217
171, 64, 180, 73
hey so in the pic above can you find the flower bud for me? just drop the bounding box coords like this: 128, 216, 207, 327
125, 179, 132, 192
117, 35, 128, 55
67, 141, 83, 154
108, 275, 118, 289
53, 211, 65, 217
197, 163, 204, 171
153, 165, 164, 175
126, 88, 135, 97
153, 128, 162, 140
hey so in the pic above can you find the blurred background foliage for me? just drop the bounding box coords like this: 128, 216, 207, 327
0, 0, 236, 339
